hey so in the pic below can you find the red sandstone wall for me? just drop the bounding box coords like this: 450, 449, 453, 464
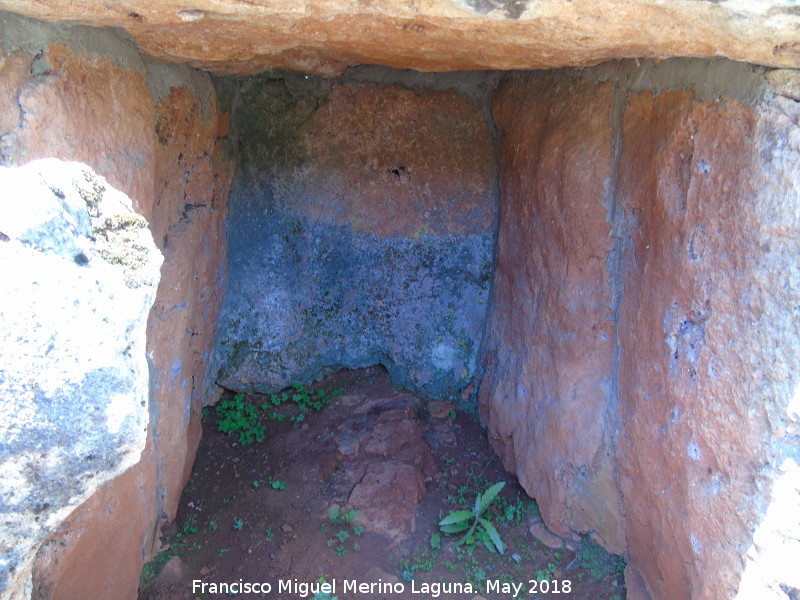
617, 89, 800, 599
481, 65, 800, 599
480, 76, 624, 553
0, 24, 232, 600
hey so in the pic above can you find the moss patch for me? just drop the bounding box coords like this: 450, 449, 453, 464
236, 74, 323, 176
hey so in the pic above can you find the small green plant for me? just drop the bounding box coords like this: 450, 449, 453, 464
399, 549, 437, 582
207, 520, 218, 531
265, 529, 274, 541
182, 514, 199, 535
311, 577, 339, 600
575, 536, 626, 582
215, 394, 266, 446
336, 529, 350, 543
216, 385, 344, 447
328, 507, 357, 525
535, 554, 562, 582
267, 476, 286, 490
439, 481, 505, 555
139, 551, 172, 587
496, 495, 527, 526
430, 533, 441, 550
264, 384, 342, 424
232, 518, 244, 530
326, 507, 362, 554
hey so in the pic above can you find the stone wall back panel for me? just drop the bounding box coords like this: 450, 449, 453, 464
210, 77, 497, 399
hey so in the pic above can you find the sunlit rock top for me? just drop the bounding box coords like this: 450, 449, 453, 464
1, 0, 799, 75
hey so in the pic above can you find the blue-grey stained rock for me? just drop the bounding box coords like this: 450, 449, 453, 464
208, 76, 498, 399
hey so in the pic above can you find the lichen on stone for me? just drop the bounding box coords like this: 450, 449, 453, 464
85, 179, 159, 288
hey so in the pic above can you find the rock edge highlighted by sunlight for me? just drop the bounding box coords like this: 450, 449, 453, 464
0, 160, 162, 600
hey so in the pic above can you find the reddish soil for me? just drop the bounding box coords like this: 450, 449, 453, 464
140, 367, 626, 600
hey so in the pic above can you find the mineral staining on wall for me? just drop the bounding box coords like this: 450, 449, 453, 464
210, 74, 498, 399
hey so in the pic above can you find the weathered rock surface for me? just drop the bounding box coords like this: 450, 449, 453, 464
0, 14, 232, 600
480, 60, 800, 599
1, 0, 799, 75
147, 65, 233, 525
0, 160, 162, 600
2, 7, 798, 599
617, 85, 800, 600
209, 72, 496, 399
276, 383, 438, 544
480, 75, 624, 553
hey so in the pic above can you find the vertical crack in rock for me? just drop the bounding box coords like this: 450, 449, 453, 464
603, 79, 628, 556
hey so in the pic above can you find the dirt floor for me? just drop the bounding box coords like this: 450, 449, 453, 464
140, 367, 626, 600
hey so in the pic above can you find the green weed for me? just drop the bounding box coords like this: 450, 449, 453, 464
439, 481, 506, 555
534, 553, 562, 582
311, 577, 339, 600
336, 530, 350, 543
267, 476, 286, 490
139, 551, 171, 587
575, 535, 626, 583
181, 514, 199, 535
326, 507, 362, 555
328, 507, 357, 525
399, 548, 437, 582
215, 384, 342, 446
215, 394, 265, 446
263, 384, 342, 424
496, 495, 527, 526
